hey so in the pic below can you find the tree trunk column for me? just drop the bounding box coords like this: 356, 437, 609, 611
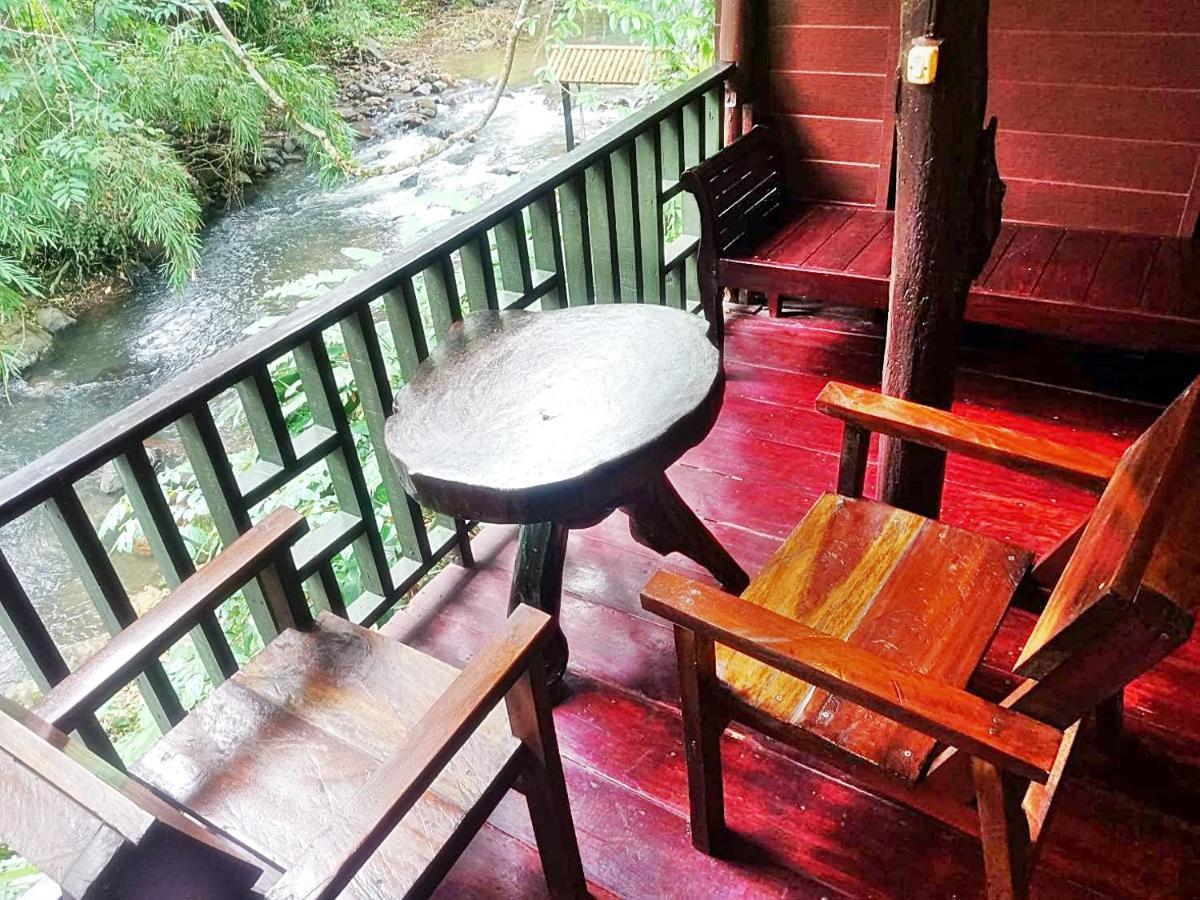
879, 0, 1000, 518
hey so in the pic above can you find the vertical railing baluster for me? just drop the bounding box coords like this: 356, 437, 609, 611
236, 369, 294, 468
381, 278, 429, 382
423, 257, 463, 338
115, 445, 238, 683
558, 175, 593, 306
585, 161, 619, 303
339, 305, 446, 573
705, 84, 724, 156
293, 329, 397, 600
529, 193, 566, 309
609, 144, 640, 302
661, 110, 686, 309
0, 548, 122, 767
0, 549, 70, 693
635, 127, 664, 306
460, 233, 499, 312
682, 99, 703, 237
307, 560, 347, 619
46, 488, 185, 731
495, 212, 534, 304
176, 406, 284, 642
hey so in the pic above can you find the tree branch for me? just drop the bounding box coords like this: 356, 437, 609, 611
201, 0, 360, 175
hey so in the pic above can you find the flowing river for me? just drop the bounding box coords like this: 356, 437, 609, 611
0, 61, 630, 696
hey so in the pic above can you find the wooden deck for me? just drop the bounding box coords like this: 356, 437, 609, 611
381, 308, 1200, 898
722, 203, 1200, 352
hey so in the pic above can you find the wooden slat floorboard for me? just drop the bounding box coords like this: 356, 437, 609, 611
377, 310, 1200, 898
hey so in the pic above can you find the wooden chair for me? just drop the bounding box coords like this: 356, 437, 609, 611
642, 376, 1200, 899
1, 508, 587, 899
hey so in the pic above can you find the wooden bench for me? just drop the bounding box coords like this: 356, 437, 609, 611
684, 126, 1200, 353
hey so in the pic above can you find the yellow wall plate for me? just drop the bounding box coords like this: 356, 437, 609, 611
906, 39, 940, 85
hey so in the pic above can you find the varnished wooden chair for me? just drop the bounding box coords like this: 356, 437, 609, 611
642, 376, 1200, 899
1, 508, 587, 899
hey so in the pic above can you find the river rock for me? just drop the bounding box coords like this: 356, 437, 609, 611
362, 81, 385, 98
97, 461, 123, 495
413, 82, 433, 96
350, 121, 374, 140
417, 97, 437, 115
431, 80, 448, 94
35, 305, 75, 333
335, 106, 360, 121
283, 137, 297, 153
360, 36, 386, 62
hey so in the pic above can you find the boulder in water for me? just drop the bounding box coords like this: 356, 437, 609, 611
35, 305, 75, 333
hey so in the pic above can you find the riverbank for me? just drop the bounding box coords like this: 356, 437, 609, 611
0, 0, 525, 384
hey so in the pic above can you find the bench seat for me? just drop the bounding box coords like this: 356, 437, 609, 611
723, 203, 1199, 353
685, 127, 1199, 354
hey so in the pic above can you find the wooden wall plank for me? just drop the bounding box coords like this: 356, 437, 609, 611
768, 72, 886, 119
988, 82, 1200, 146
990, 0, 1200, 33
791, 161, 878, 204
770, 115, 884, 165
768, 25, 890, 73
1002, 182, 1187, 236
996, 132, 1197, 197
990, 32, 1200, 91
769, 0, 891, 27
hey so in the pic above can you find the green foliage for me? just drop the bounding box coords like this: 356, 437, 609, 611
0, 0, 355, 318
548, 0, 714, 85
0, 844, 40, 900
0, 0, 375, 389
224, 0, 427, 63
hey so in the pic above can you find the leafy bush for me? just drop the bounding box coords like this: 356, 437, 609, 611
0, 0, 355, 295
225, 0, 428, 63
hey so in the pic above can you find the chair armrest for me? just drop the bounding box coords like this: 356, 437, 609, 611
641, 570, 1062, 783
266, 604, 554, 900
37, 508, 307, 732
816, 382, 1118, 491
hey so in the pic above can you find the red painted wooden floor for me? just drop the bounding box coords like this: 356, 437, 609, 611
380, 307, 1200, 898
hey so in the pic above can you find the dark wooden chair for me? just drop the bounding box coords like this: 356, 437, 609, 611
684, 126, 1200, 352
1, 508, 587, 899
642, 376, 1200, 899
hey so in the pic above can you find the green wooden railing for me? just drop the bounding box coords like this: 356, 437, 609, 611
0, 64, 730, 765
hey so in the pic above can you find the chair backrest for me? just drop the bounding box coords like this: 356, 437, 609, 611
681, 125, 789, 349
681, 125, 789, 256
1012, 377, 1200, 724
0, 696, 265, 898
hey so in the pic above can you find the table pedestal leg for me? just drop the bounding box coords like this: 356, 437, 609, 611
622, 474, 750, 594
509, 522, 571, 688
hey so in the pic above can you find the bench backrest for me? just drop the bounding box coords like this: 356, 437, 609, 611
681, 125, 788, 349
1013, 377, 1200, 726
682, 125, 788, 256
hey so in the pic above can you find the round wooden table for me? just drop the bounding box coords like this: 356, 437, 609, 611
386, 304, 748, 686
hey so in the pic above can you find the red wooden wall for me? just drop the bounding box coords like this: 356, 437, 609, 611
756, 0, 1200, 237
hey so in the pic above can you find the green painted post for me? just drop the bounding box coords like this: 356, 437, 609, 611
585, 162, 619, 303
558, 175, 593, 307
176, 406, 284, 643
635, 128, 664, 306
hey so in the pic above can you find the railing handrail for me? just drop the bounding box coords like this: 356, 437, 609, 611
0, 63, 732, 526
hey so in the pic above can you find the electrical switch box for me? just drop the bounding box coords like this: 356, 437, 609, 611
906, 39, 940, 85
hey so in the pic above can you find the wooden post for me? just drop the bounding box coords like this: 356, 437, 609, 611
718, 0, 748, 143
878, 0, 1004, 517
